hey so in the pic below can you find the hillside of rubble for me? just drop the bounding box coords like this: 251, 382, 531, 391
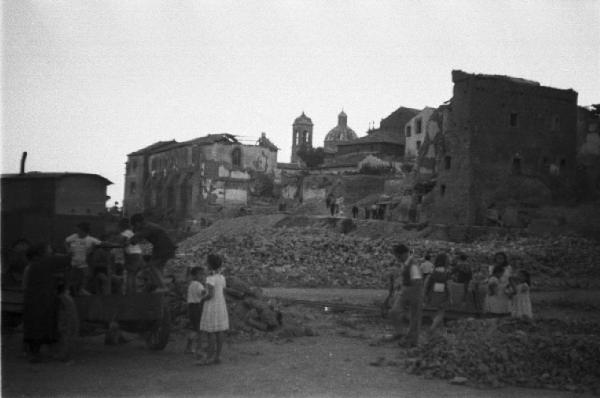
170, 215, 600, 291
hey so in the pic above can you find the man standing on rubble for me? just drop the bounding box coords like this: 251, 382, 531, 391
387, 244, 424, 347
129, 214, 176, 292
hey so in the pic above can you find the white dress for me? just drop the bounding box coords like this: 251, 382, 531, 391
199, 274, 229, 332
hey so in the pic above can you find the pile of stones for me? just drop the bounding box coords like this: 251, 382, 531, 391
406, 317, 600, 393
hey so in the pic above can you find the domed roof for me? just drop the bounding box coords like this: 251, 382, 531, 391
324, 110, 357, 143
294, 112, 313, 125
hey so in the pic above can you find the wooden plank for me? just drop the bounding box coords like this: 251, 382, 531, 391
74, 293, 164, 322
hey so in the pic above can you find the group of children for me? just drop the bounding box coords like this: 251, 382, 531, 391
386, 245, 534, 348
420, 250, 533, 320
185, 253, 230, 366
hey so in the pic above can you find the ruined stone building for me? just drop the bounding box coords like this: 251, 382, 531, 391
576, 105, 600, 197
123, 133, 278, 218
427, 70, 578, 226
404, 107, 436, 158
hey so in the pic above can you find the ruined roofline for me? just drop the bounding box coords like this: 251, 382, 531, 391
128, 133, 278, 157
451, 69, 578, 96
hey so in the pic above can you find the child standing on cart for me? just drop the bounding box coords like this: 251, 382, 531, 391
116, 218, 144, 294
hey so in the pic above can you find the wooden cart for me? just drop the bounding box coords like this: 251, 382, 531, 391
2, 247, 172, 351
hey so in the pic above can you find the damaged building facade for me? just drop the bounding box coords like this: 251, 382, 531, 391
426, 70, 578, 226
123, 133, 278, 218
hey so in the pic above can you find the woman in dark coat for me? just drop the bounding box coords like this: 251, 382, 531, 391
22, 244, 62, 362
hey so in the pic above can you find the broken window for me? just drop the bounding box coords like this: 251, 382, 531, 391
416, 141, 422, 150
509, 113, 518, 127
231, 147, 242, 168
444, 156, 452, 170
416, 118, 422, 134
406, 125, 412, 137
440, 184, 446, 197
512, 157, 522, 175
552, 115, 560, 131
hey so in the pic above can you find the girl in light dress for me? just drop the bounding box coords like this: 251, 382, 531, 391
197, 254, 229, 365
485, 252, 512, 314
507, 270, 533, 319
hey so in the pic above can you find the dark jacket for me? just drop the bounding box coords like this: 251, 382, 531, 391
23, 256, 67, 343
132, 222, 176, 259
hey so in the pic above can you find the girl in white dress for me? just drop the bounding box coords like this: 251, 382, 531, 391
198, 254, 229, 365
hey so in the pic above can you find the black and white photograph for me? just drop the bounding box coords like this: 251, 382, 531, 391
2, 1, 600, 397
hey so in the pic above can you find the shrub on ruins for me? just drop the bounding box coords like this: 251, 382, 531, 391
358, 155, 394, 175
297, 147, 326, 168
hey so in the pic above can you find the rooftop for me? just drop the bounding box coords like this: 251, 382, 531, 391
336, 129, 404, 146
1, 172, 113, 185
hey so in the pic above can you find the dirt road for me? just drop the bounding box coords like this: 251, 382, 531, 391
1, 329, 588, 398
4, 288, 597, 397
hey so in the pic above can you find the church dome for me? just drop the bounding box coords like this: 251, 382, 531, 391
324, 111, 357, 151
294, 112, 313, 125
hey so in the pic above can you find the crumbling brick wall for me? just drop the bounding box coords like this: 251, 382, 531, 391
432, 70, 578, 226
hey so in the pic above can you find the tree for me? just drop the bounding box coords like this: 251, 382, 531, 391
297, 147, 325, 168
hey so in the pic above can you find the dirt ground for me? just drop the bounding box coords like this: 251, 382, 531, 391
3, 288, 598, 398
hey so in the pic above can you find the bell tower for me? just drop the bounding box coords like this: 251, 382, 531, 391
291, 112, 314, 163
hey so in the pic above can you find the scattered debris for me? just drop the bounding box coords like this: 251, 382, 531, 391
407, 318, 600, 393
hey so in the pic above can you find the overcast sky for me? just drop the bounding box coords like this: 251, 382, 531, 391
3, 0, 599, 204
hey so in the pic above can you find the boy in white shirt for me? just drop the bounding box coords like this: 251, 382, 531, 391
388, 244, 424, 347
185, 267, 207, 356
420, 254, 434, 280
117, 218, 144, 294
65, 222, 101, 296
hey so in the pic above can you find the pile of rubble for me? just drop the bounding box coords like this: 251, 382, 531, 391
173, 217, 600, 290
164, 263, 314, 338
406, 318, 600, 393
178, 214, 287, 247
174, 226, 397, 288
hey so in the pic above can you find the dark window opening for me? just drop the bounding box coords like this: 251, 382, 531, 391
417, 195, 423, 204
512, 157, 522, 175
415, 118, 422, 134
552, 115, 560, 131
444, 156, 452, 170
440, 184, 446, 197
129, 181, 137, 195
416, 141, 422, 150
131, 160, 138, 171
232, 147, 242, 167
406, 125, 412, 137
560, 158, 566, 170
510, 113, 518, 127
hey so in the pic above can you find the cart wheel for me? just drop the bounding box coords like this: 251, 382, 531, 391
145, 305, 170, 350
